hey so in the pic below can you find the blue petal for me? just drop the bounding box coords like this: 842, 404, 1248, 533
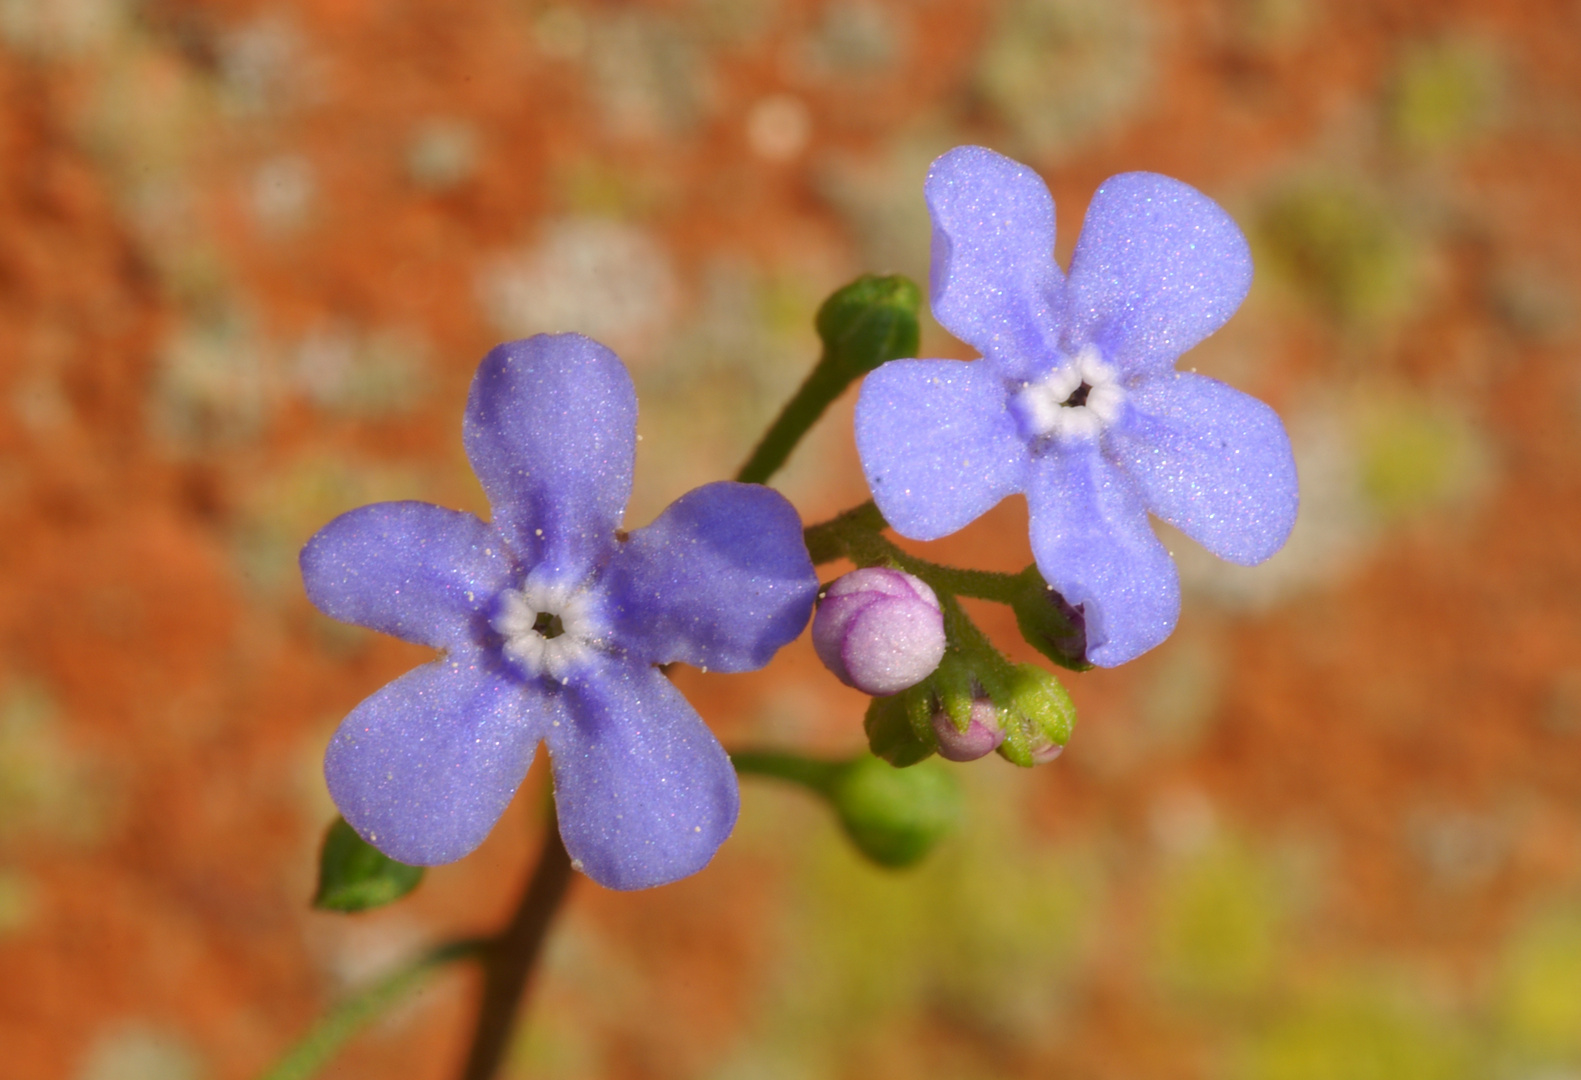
600, 482, 818, 673
1110, 373, 1299, 565
300, 501, 513, 650
325, 651, 549, 866
925, 146, 1064, 376
1064, 173, 1252, 376
855, 358, 1028, 541
464, 334, 637, 581
548, 660, 738, 890
1025, 444, 1179, 667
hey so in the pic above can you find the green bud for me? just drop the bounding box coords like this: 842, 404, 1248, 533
815, 274, 922, 383
736, 274, 921, 487
863, 692, 935, 767
313, 817, 425, 912
827, 754, 962, 868
989, 664, 1076, 768
1009, 565, 1092, 671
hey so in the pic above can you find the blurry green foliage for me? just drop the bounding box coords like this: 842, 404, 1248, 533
1355, 396, 1484, 519
799, 2, 904, 77
77, 1024, 205, 1080
291, 324, 431, 418
0, 682, 101, 846
1255, 183, 1416, 326
80, 42, 214, 188
586, 12, 711, 140
0, 0, 126, 58
1387, 41, 1501, 154
151, 314, 273, 451
405, 120, 480, 191
724, 772, 1096, 1073
633, 263, 826, 513
0, 868, 37, 936
1226, 0, 1311, 50
1498, 906, 1581, 1060
234, 453, 426, 599
977, 0, 1152, 159
1152, 840, 1281, 1001
1137, 631, 1225, 749
1239, 985, 1474, 1080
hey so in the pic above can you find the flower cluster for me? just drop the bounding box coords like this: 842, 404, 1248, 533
302, 145, 1300, 891
856, 146, 1298, 666
301, 334, 817, 890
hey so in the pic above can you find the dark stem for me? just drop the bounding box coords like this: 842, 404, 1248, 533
458, 820, 576, 1080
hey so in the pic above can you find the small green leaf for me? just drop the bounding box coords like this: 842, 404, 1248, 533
314, 818, 425, 913
863, 693, 935, 768
815, 274, 922, 383
1009, 565, 1092, 671
827, 754, 962, 868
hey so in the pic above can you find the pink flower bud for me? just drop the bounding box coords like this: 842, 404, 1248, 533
931, 699, 1006, 762
812, 568, 946, 695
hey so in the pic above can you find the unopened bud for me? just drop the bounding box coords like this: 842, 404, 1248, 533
1009, 566, 1091, 671
990, 663, 1076, 768
813, 568, 946, 695
931, 698, 1006, 762
815, 274, 922, 383
827, 754, 962, 868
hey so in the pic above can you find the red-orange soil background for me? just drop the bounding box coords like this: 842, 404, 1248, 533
2, 1, 1580, 1078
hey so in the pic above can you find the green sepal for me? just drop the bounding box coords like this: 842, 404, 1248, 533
827, 754, 962, 868
990, 664, 1076, 768
815, 274, 922, 383
929, 649, 979, 734
864, 692, 935, 768
1009, 565, 1093, 672
313, 817, 425, 913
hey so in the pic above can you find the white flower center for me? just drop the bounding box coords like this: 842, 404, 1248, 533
1012, 345, 1125, 441
492, 582, 601, 683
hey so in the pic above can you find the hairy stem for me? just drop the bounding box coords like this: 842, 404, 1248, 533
802, 501, 1023, 603
458, 821, 576, 1080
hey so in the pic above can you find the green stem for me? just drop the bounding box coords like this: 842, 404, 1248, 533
936, 593, 1015, 685
732, 749, 843, 793
736, 363, 849, 486
801, 502, 1022, 604
802, 500, 882, 563
259, 939, 487, 1080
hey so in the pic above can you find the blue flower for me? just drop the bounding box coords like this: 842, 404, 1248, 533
856, 146, 1298, 667
301, 334, 818, 890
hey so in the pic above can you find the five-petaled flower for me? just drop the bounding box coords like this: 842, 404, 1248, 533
856, 146, 1299, 666
301, 334, 818, 890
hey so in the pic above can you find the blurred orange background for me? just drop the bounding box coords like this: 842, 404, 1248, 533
2, 0, 1580, 1077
